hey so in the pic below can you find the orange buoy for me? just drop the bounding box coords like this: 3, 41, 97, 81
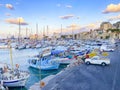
40, 81, 45, 87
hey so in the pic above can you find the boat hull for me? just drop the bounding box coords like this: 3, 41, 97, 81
3, 78, 28, 87
29, 64, 59, 70
54, 58, 75, 65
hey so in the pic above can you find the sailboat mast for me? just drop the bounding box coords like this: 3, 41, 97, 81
18, 18, 21, 44
36, 23, 38, 40
36, 23, 38, 35
47, 25, 49, 36
8, 41, 14, 71
26, 27, 28, 38
43, 26, 45, 39
61, 24, 62, 38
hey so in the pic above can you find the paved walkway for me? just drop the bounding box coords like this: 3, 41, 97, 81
42, 44, 120, 90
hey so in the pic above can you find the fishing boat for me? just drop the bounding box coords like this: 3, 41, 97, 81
0, 63, 29, 87
15, 44, 26, 50
28, 47, 60, 70
0, 45, 9, 49
52, 57, 76, 65
0, 42, 30, 87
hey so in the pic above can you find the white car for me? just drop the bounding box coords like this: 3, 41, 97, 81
100, 45, 114, 52
85, 56, 110, 66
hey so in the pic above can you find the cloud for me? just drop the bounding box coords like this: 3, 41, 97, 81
59, 14, 74, 19
103, 3, 120, 13
66, 24, 81, 33
5, 4, 14, 10
5, 17, 28, 25
65, 5, 72, 8
86, 24, 97, 28
76, 16, 80, 19
41, 16, 47, 20
67, 24, 79, 28
57, 4, 61, 7
84, 23, 99, 30
5, 13, 11, 16
107, 14, 120, 21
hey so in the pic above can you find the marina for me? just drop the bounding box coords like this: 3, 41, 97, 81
0, 0, 120, 90
0, 46, 67, 90
0, 38, 119, 90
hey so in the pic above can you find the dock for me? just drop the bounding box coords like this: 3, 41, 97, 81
29, 58, 83, 90
29, 75, 56, 90
42, 47, 120, 90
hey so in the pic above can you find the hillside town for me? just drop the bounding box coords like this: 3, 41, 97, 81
0, 0, 120, 90
59, 21, 120, 40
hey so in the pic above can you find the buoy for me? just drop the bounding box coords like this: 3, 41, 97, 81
40, 81, 45, 87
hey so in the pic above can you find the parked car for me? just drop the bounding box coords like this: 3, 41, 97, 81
85, 56, 110, 66
100, 45, 114, 52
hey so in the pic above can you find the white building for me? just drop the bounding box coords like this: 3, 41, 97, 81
100, 22, 112, 31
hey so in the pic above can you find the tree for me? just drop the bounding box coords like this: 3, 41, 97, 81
107, 29, 120, 39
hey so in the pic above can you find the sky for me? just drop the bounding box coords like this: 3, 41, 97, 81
0, 0, 120, 37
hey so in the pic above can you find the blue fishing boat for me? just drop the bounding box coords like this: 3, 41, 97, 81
28, 47, 60, 70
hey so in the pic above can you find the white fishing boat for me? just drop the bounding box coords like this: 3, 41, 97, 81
35, 44, 41, 49
0, 45, 9, 49
15, 44, 26, 50
0, 63, 29, 87
0, 42, 30, 87
52, 57, 76, 64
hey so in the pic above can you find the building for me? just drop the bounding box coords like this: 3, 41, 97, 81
113, 21, 120, 29
100, 22, 112, 31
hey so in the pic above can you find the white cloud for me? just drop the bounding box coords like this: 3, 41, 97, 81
76, 16, 80, 19
81, 23, 99, 31
65, 5, 72, 8
41, 16, 47, 20
5, 17, 28, 25
107, 14, 120, 21
59, 14, 74, 19
67, 24, 80, 28
103, 3, 120, 13
5, 13, 11, 16
6, 4, 14, 10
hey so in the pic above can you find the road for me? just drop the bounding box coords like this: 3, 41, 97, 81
43, 43, 120, 90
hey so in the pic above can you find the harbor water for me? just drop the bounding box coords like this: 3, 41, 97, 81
0, 48, 67, 90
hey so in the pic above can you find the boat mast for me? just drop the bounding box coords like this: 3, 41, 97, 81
43, 26, 45, 40
26, 27, 28, 38
47, 25, 49, 37
8, 41, 14, 71
18, 18, 21, 44
61, 24, 62, 38
36, 23, 38, 40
